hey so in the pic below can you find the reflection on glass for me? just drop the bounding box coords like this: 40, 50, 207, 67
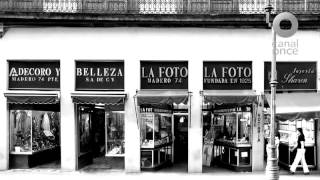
10, 110, 60, 154
140, 113, 172, 148
106, 111, 125, 155
79, 107, 91, 155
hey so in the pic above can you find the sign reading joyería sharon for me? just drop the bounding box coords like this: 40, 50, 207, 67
264, 61, 317, 90
140, 61, 188, 89
203, 61, 252, 90
75, 61, 124, 90
8, 60, 60, 90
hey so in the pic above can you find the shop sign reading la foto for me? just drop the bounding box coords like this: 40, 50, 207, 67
203, 61, 252, 90
140, 61, 188, 89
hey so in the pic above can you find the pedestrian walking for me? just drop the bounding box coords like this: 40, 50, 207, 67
289, 128, 310, 175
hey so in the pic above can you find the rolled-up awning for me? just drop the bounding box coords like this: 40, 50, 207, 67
71, 92, 126, 105
4, 91, 60, 104
203, 90, 258, 105
265, 92, 320, 114
135, 90, 190, 106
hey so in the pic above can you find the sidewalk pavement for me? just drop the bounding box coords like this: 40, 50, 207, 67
0, 169, 319, 180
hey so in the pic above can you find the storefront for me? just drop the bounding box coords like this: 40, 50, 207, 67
135, 61, 191, 171
201, 61, 262, 172
264, 61, 318, 170
4, 60, 61, 169
71, 60, 126, 170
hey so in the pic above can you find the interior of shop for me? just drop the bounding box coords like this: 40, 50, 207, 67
202, 99, 254, 173
263, 93, 318, 170
139, 102, 189, 172
9, 103, 61, 169
77, 104, 125, 171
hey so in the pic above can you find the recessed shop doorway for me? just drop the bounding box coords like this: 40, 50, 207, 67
76, 104, 125, 171
173, 113, 188, 164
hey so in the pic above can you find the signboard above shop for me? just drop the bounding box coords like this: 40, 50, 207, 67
8, 60, 60, 90
75, 61, 124, 91
264, 61, 317, 91
203, 61, 252, 90
140, 61, 188, 90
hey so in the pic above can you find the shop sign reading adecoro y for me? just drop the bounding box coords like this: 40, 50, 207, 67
140, 61, 188, 89
203, 61, 252, 90
75, 61, 124, 90
8, 60, 60, 90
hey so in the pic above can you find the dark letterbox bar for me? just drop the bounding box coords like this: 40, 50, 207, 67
140, 61, 188, 90
264, 62, 317, 91
75, 61, 124, 91
203, 61, 252, 90
8, 60, 60, 90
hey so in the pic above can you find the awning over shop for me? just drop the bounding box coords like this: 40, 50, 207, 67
71, 92, 126, 105
4, 92, 60, 104
265, 92, 320, 115
135, 90, 190, 106
203, 90, 258, 105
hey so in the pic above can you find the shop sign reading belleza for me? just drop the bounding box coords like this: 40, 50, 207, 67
264, 61, 317, 90
140, 61, 188, 89
203, 61, 252, 90
8, 60, 60, 90
75, 61, 124, 90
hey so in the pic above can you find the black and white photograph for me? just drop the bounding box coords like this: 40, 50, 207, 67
0, 1, 320, 180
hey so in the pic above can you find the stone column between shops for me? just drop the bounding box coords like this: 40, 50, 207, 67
252, 60, 265, 171
0, 59, 8, 170
316, 119, 320, 170
188, 59, 202, 173
252, 94, 265, 171
60, 59, 77, 170
124, 58, 140, 172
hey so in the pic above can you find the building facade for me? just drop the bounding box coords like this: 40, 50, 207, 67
0, 0, 319, 174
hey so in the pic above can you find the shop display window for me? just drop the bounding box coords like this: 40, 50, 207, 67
140, 113, 172, 148
214, 111, 252, 145
10, 110, 60, 154
279, 119, 315, 146
78, 106, 91, 156
106, 111, 125, 156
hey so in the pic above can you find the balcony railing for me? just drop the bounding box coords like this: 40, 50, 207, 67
0, 0, 319, 15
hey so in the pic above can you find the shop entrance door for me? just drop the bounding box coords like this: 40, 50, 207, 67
173, 114, 188, 164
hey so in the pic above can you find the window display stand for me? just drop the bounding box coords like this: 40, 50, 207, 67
141, 141, 173, 170
9, 146, 60, 169
214, 140, 252, 172
140, 111, 173, 170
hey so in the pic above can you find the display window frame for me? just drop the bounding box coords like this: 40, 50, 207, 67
135, 90, 191, 170
71, 92, 127, 170
5, 91, 61, 169
200, 90, 257, 172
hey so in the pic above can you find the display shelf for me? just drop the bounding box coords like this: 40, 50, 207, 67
10, 151, 32, 155
9, 146, 60, 169
105, 154, 125, 157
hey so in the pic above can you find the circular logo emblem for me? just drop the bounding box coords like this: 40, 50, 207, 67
273, 12, 298, 38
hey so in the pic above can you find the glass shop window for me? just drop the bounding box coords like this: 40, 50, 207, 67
78, 106, 92, 156
213, 111, 252, 145
106, 111, 125, 156
140, 113, 172, 148
10, 109, 60, 154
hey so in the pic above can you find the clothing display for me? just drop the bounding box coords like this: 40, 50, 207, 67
10, 110, 60, 154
